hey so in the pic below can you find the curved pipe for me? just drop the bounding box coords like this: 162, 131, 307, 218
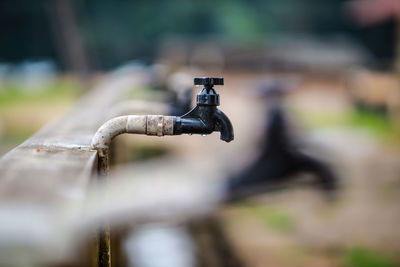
91, 115, 174, 151
213, 109, 234, 142
90, 115, 174, 267
91, 77, 233, 266
91, 101, 233, 266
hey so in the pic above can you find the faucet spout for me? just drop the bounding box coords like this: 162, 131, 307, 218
214, 109, 234, 142
172, 77, 234, 142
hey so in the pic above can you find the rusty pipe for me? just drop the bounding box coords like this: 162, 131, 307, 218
91, 115, 174, 267
91, 114, 174, 176
90, 112, 232, 266
91, 115, 174, 151
91, 77, 233, 266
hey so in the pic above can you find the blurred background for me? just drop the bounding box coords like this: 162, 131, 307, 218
1, 0, 400, 266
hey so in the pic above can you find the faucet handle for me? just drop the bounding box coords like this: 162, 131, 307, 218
194, 77, 223, 106
194, 77, 224, 87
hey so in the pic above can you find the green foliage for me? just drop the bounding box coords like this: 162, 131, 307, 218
0, 77, 81, 155
343, 246, 397, 267
214, 1, 263, 40
78, 0, 345, 68
0, 78, 81, 111
348, 110, 392, 139
129, 144, 170, 162
0, 0, 390, 68
123, 86, 165, 102
251, 205, 296, 233
296, 108, 400, 144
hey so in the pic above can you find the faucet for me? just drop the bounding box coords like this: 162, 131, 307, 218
90, 76, 233, 267
173, 77, 234, 142
91, 77, 234, 155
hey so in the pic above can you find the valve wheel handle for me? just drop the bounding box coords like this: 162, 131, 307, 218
194, 77, 224, 87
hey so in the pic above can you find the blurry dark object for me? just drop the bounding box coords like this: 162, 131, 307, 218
345, 0, 400, 69
169, 88, 193, 116
189, 217, 243, 267
227, 81, 337, 200
47, 0, 90, 78
158, 37, 372, 73
166, 71, 194, 116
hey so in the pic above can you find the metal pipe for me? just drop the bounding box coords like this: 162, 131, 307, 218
91, 115, 174, 177
91, 115, 173, 150
91, 115, 174, 267
90, 77, 233, 266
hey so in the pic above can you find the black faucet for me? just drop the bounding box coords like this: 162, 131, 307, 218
173, 77, 234, 142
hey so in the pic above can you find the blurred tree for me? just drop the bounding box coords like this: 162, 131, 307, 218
48, 0, 90, 78
346, 0, 400, 69
0, 1, 56, 62
0, 0, 396, 70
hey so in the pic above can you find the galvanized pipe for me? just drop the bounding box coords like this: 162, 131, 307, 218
92, 115, 174, 150
91, 115, 174, 267
91, 75, 234, 266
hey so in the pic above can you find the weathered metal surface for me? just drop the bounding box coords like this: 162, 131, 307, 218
97, 224, 111, 267
126, 116, 148, 135
91, 115, 174, 151
145, 115, 174, 136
